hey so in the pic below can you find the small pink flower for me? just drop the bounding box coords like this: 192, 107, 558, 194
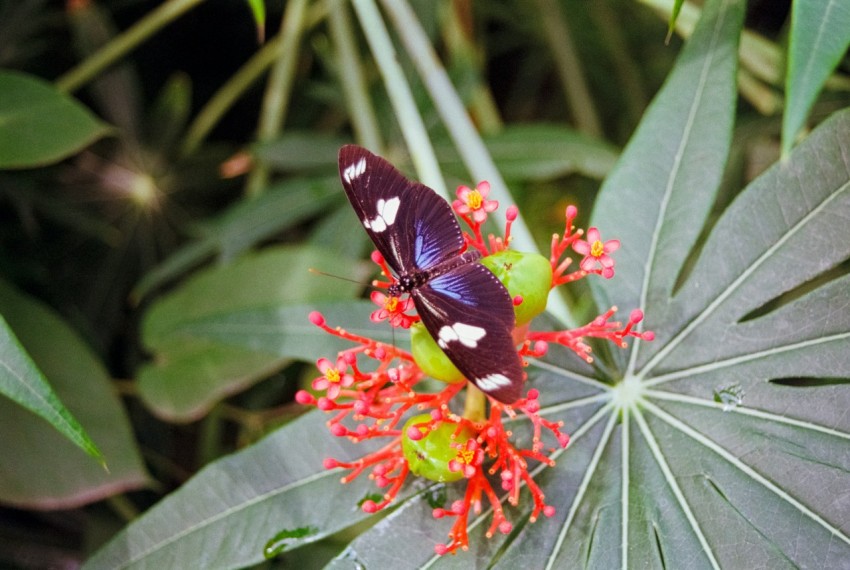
453, 181, 498, 224
572, 227, 620, 278
370, 291, 416, 328
312, 357, 354, 400
448, 439, 483, 479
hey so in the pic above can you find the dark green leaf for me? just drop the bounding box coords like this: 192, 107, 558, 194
0, 314, 103, 464
263, 525, 318, 558
0, 281, 148, 509
589, 0, 742, 337
132, 176, 341, 300
138, 246, 370, 421
336, 0, 850, 566
0, 70, 110, 168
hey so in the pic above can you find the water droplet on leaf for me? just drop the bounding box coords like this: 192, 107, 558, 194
713, 384, 744, 411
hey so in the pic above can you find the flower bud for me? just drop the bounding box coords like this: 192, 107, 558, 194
480, 250, 552, 326
401, 414, 475, 483
410, 322, 465, 383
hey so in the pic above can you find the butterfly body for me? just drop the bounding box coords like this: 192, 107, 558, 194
387, 249, 481, 298
338, 145, 523, 403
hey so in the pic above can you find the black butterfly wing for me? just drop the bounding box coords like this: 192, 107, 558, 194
413, 263, 524, 404
338, 145, 464, 274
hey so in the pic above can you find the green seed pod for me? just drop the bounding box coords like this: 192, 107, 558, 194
401, 414, 475, 482
410, 321, 465, 383
480, 250, 552, 325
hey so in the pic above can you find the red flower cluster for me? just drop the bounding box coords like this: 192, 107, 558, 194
296, 184, 652, 555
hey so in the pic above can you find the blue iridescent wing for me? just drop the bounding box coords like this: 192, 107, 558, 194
413, 263, 523, 403
338, 145, 464, 274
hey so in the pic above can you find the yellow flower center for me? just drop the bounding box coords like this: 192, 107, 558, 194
456, 448, 475, 465
591, 239, 605, 258
325, 368, 341, 383
466, 190, 483, 210
385, 296, 399, 312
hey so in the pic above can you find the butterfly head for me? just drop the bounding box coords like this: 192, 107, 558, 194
387, 271, 428, 297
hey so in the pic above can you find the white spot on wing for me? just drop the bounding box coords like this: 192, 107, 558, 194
364, 197, 400, 233
437, 322, 486, 349
343, 158, 367, 183
475, 374, 512, 392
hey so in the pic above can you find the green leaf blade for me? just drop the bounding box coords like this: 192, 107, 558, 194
782, 0, 850, 156
0, 281, 148, 509
589, 0, 745, 347
648, 109, 850, 380
132, 177, 341, 300
624, 64, 850, 570
0, 70, 110, 168
138, 246, 369, 421
0, 314, 104, 464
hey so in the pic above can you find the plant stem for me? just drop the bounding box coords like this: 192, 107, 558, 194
328, 0, 383, 152
245, 0, 310, 197
197, 405, 224, 466
106, 494, 141, 522
588, 1, 648, 127
56, 0, 206, 93
180, 34, 283, 156
443, 0, 502, 134
532, 0, 602, 138
462, 385, 487, 423
350, 0, 446, 197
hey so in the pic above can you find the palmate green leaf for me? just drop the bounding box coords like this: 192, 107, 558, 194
0, 280, 148, 509
588, 0, 741, 329
782, 0, 850, 156
138, 245, 369, 422
0, 70, 110, 169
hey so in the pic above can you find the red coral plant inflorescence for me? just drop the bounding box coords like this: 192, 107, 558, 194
295, 181, 653, 555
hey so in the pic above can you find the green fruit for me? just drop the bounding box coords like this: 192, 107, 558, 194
410, 321, 464, 383
401, 414, 475, 482
480, 250, 551, 325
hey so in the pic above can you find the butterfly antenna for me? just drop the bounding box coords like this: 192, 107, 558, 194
308, 267, 365, 285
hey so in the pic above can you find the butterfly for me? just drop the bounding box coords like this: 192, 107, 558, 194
338, 145, 524, 403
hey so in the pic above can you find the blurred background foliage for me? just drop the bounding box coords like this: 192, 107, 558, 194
0, 0, 848, 567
